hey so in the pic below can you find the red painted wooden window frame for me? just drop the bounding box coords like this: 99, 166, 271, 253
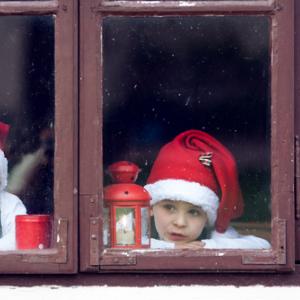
0, 0, 78, 274
0, 0, 297, 278
79, 0, 295, 273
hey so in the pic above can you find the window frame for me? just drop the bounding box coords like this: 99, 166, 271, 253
79, 0, 295, 272
0, 0, 78, 274
296, 0, 300, 264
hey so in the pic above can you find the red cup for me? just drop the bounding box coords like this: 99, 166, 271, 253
16, 215, 52, 250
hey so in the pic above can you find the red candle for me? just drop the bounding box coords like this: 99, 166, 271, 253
16, 215, 52, 250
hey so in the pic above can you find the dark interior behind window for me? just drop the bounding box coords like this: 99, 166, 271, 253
0, 16, 54, 215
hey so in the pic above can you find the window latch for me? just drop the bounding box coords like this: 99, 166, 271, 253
90, 216, 101, 266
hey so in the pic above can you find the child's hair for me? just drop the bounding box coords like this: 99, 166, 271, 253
145, 130, 244, 233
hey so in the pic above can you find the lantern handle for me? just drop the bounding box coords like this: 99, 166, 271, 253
107, 161, 141, 183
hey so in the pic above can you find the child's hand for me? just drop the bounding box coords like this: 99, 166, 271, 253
175, 241, 205, 249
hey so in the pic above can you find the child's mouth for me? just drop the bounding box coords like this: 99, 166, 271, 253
169, 232, 186, 241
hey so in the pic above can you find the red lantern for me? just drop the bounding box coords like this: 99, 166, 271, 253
104, 161, 151, 249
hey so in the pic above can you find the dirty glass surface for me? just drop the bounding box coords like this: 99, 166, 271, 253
0, 16, 54, 250
103, 16, 271, 249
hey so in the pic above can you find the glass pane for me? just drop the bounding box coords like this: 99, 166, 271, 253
0, 16, 54, 250
141, 207, 150, 245
103, 207, 110, 247
103, 16, 271, 250
116, 208, 135, 245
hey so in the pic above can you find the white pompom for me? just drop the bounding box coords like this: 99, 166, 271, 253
0, 149, 8, 192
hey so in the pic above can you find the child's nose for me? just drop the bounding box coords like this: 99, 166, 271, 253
173, 213, 187, 227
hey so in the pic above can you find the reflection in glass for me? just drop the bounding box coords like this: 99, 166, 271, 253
116, 208, 135, 245
103, 16, 271, 245
0, 16, 54, 250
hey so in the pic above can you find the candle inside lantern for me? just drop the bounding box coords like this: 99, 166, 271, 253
116, 208, 135, 245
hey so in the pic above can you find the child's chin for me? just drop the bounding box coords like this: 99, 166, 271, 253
168, 238, 190, 245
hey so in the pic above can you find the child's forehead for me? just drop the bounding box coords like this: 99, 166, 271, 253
159, 199, 203, 210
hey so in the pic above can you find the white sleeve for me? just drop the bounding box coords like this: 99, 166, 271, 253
0, 191, 27, 251
203, 226, 271, 249
6, 149, 46, 195
150, 238, 175, 249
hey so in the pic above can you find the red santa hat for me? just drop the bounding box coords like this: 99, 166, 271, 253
144, 129, 244, 233
0, 121, 9, 192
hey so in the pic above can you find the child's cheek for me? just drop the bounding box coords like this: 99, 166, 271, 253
150, 207, 154, 216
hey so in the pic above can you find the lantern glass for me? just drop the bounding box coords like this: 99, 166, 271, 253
141, 207, 150, 245
103, 207, 110, 247
116, 208, 136, 245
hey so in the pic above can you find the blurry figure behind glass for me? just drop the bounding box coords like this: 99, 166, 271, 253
0, 121, 26, 250
7, 127, 54, 214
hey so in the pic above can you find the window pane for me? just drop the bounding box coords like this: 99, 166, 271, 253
0, 16, 54, 250
141, 207, 150, 245
103, 16, 271, 249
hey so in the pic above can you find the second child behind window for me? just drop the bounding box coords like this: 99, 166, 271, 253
0, 122, 26, 250
144, 130, 271, 249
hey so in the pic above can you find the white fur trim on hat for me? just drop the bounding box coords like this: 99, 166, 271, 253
144, 179, 219, 227
0, 150, 8, 192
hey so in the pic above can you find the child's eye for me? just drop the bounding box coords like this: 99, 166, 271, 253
163, 204, 176, 212
188, 209, 202, 217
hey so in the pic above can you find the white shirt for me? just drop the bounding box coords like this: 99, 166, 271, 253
151, 226, 271, 249
0, 191, 27, 250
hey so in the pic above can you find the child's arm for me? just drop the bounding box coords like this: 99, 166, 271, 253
203, 226, 271, 249
151, 227, 270, 250
174, 241, 205, 249
7, 149, 47, 196
151, 238, 175, 249
150, 238, 205, 249
0, 191, 26, 250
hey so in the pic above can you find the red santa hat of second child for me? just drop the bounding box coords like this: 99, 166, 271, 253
144, 129, 244, 233
0, 121, 9, 192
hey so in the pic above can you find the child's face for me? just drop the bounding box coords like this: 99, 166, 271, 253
151, 200, 207, 245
